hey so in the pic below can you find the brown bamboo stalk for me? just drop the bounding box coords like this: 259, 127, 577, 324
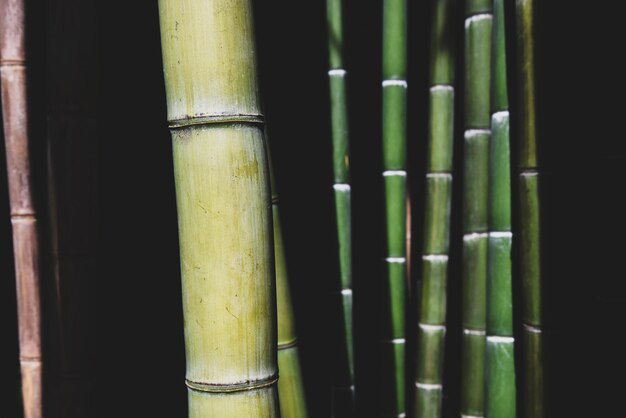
45, 0, 97, 415
1, 1, 43, 417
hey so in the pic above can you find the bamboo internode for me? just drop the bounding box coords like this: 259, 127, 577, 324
1, 1, 43, 417
158, 1, 278, 416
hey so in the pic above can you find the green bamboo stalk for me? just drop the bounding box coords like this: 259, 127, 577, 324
485, 1, 516, 417
461, 4, 492, 417
381, 0, 407, 416
413, 0, 455, 417
158, 1, 279, 416
266, 136, 309, 418
513, 1, 544, 417
1, 1, 44, 417
326, 1, 355, 415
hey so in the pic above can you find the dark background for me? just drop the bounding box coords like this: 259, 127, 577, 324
1, 1, 624, 417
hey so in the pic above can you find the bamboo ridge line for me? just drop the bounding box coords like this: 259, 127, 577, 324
185, 373, 279, 393
168, 113, 265, 129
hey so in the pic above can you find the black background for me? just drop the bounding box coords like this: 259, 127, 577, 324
1, 1, 625, 417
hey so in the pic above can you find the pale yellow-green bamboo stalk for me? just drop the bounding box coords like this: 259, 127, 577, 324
158, 1, 279, 416
267, 136, 309, 418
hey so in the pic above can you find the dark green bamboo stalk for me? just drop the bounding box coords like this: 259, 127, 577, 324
266, 137, 309, 418
485, 1, 516, 417
461, 4, 492, 418
1, 1, 43, 417
413, 0, 455, 417
381, 0, 407, 416
326, 1, 355, 415
513, 1, 544, 417
158, 1, 279, 416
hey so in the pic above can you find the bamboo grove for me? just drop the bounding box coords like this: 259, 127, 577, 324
0, 0, 549, 417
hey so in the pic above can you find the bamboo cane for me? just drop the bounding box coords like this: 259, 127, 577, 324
513, 1, 544, 417
265, 136, 309, 418
485, 1, 516, 417
326, 0, 355, 415
381, 0, 407, 416
45, 0, 97, 415
461, 3, 492, 417
157, 1, 279, 416
0, 1, 43, 417
413, 0, 455, 416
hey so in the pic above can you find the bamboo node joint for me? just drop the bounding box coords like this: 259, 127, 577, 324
185, 372, 279, 394
168, 113, 264, 129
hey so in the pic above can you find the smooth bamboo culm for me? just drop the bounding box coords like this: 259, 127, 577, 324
266, 137, 309, 418
485, 0, 516, 417
413, 0, 455, 417
381, 0, 407, 416
0, 1, 43, 418
326, 0, 355, 416
158, 1, 279, 416
513, 1, 544, 417
45, 0, 97, 415
461, 2, 492, 417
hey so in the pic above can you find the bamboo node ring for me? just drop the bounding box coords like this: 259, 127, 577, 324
185, 372, 279, 394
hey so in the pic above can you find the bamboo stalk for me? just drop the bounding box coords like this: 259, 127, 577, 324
381, 0, 407, 416
461, 4, 492, 417
513, 1, 544, 417
266, 136, 309, 418
326, 0, 355, 415
413, 0, 455, 416
485, 1, 516, 417
0, 1, 43, 417
157, 1, 279, 416
45, 0, 97, 415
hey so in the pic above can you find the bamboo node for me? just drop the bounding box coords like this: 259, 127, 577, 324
0, 59, 26, 67
486, 336, 514, 343
277, 338, 299, 350
419, 323, 446, 332
489, 231, 512, 238
333, 183, 351, 192
523, 323, 542, 333
464, 129, 491, 139
328, 69, 347, 77
382, 79, 407, 88
426, 172, 452, 179
422, 254, 448, 262
465, 14, 493, 28
430, 85, 454, 92
463, 329, 486, 336
492, 110, 509, 122
382, 170, 407, 177
383, 338, 406, 344
415, 382, 442, 390
168, 113, 264, 129
185, 372, 279, 394
385, 257, 406, 264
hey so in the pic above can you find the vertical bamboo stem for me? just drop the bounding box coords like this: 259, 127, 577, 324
158, 1, 279, 416
266, 137, 309, 418
513, 1, 544, 417
45, 0, 97, 415
485, 1, 516, 417
461, 3, 492, 417
381, 0, 407, 416
326, 1, 355, 415
413, 0, 455, 417
0, 1, 43, 417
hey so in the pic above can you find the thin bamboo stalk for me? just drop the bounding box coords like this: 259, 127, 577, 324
461, 3, 492, 417
266, 136, 309, 418
0, 1, 43, 417
158, 1, 279, 416
381, 0, 407, 416
485, 1, 516, 417
326, 1, 355, 416
513, 1, 544, 417
45, 0, 97, 415
413, 0, 455, 416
